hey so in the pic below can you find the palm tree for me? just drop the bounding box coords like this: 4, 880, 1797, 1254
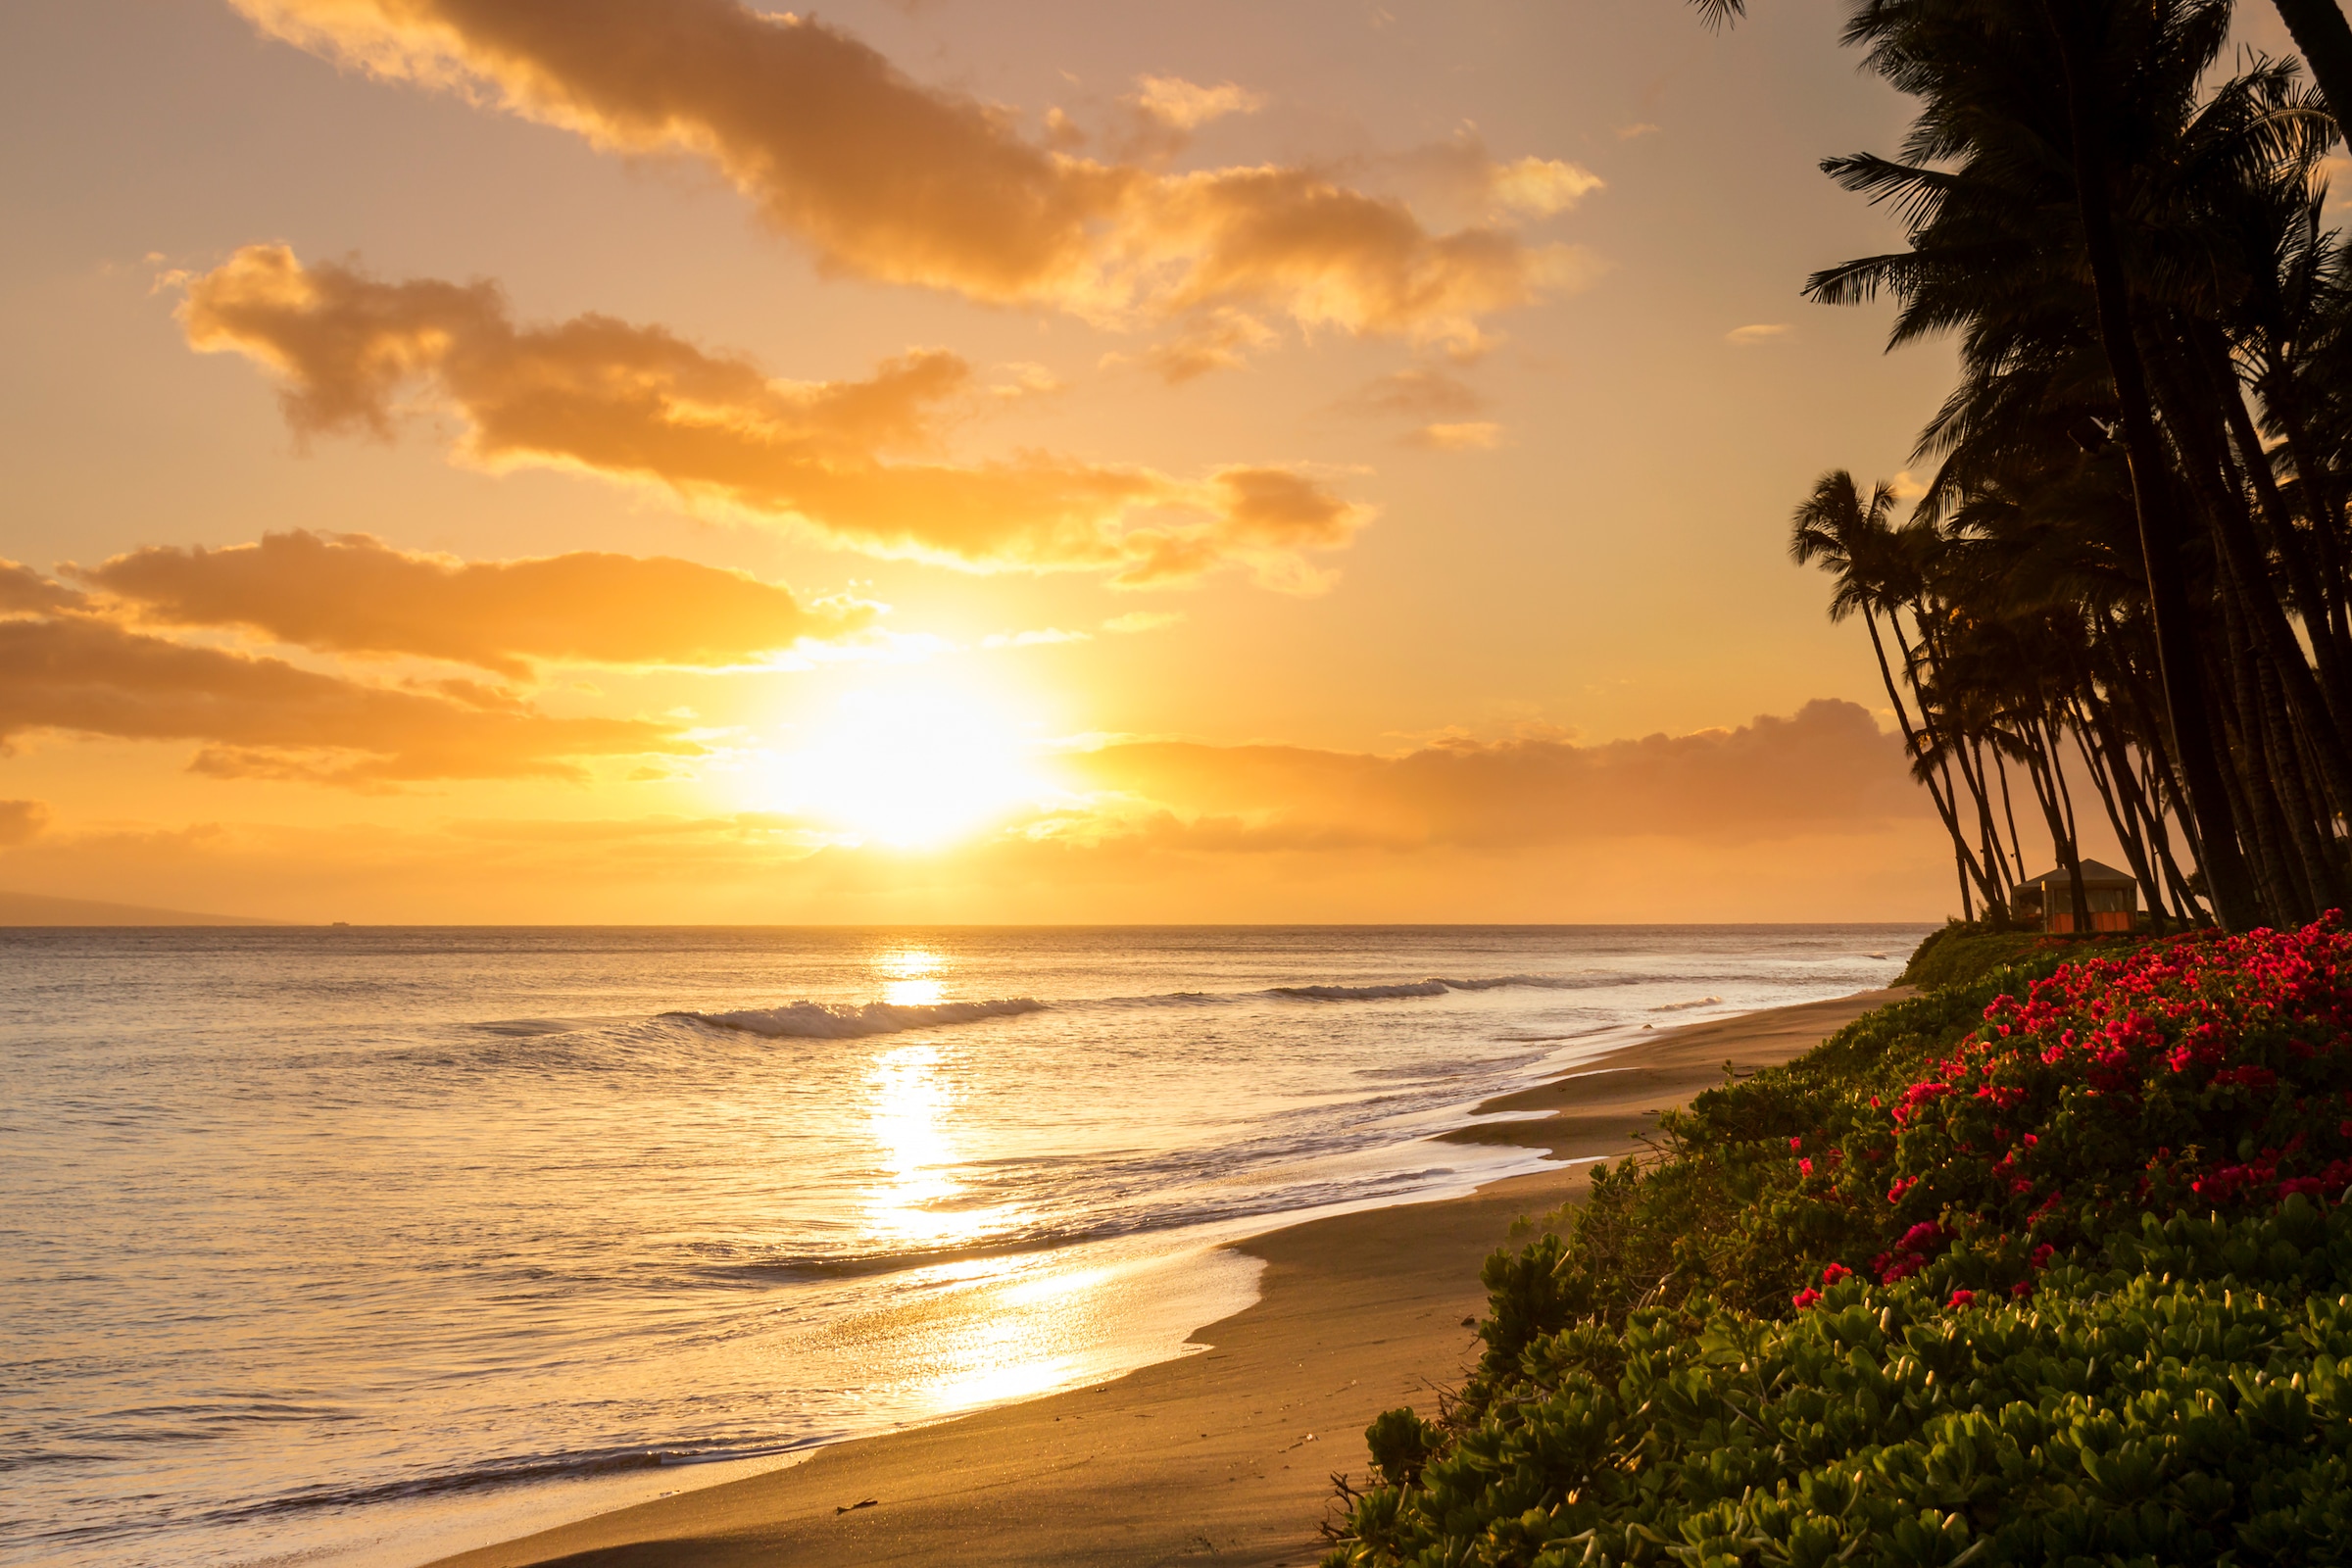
1790, 471, 2000, 914
1698, 0, 2352, 930
1689, 0, 2352, 142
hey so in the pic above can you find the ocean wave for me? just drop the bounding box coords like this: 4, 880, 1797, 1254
1649, 996, 1725, 1011
1269, 981, 1453, 1002
664, 998, 1049, 1039
1266, 974, 1628, 1003
181, 1438, 821, 1525
1429, 973, 1625, 992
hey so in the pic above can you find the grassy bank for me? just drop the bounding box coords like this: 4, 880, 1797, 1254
1326, 920, 2352, 1567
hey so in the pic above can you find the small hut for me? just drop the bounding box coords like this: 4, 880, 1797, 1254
2010, 858, 2139, 933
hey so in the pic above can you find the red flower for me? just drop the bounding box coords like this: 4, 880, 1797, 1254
1820, 1262, 1852, 1285
1948, 1289, 1975, 1307
1791, 1288, 1822, 1310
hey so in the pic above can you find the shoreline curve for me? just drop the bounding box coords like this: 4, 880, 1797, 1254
422, 986, 1913, 1568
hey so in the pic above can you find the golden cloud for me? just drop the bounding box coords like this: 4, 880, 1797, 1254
223, 0, 1585, 344
1339, 368, 1490, 420
0, 606, 694, 787
1400, 421, 1502, 452
1126, 75, 1265, 131
1106, 309, 1277, 384
1061, 700, 1929, 850
77, 529, 872, 677
181, 246, 1371, 587
0, 560, 87, 613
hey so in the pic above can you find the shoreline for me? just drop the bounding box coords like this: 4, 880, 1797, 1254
422, 986, 1910, 1568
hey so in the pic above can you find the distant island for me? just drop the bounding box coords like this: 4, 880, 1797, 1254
0, 889, 276, 926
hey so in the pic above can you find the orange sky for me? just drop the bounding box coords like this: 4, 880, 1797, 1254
4, 0, 2224, 922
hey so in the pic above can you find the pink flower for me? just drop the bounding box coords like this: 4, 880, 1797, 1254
1820, 1262, 1852, 1285
2011, 1280, 2034, 1298
1791, 1288, 1821, 1310
1789, 1136, 1803, 1152
1798, 1158, 1815, 1177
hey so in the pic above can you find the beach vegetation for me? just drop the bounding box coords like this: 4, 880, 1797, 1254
1896, 924, 2144, 991
1325, 919, 2352, 1567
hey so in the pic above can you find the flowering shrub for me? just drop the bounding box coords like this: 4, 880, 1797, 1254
1811, 919, 2352, 1297
1324, 920, 2352, 1568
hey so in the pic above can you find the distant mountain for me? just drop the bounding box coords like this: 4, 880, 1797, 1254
0, 889, 279, 926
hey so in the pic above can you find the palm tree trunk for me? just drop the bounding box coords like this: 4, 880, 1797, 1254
2270, 0, 2352, 136
2042, 0, 2262, 929
1862, 608, 1998, 908
2069, 691, 2167, 930
1994, 750, 2030, 882
2159, 335, 2352, 821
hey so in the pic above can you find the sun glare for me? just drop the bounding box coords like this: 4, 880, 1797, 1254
766, 681, 1054, 848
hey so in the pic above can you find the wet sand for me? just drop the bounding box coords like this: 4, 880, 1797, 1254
429, 988, 1909, 1568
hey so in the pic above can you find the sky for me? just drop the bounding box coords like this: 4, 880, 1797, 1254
0, 0, 2195, 923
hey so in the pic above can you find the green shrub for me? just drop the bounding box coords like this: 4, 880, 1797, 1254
1897, 925, 2142, 991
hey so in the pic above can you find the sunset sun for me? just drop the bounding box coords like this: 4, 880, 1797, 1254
766, 681, 1054, 848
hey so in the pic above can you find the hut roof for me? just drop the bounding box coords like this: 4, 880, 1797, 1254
2020, 858, 2137, 888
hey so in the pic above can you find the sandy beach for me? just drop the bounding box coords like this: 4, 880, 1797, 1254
428, 988, 1908, 1568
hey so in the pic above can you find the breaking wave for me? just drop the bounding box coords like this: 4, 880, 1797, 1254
665, 998, 1050, 1039
1270, 981, 1452, 1002
1650, 995, 1725, 1011
1266, 974, 1628, 1003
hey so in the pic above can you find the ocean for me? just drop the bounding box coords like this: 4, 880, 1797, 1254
0, 924, 1925, 1567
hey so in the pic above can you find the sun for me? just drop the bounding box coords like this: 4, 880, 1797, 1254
764, 679, 1054, 848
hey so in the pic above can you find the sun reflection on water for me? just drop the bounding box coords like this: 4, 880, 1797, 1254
863, 1040, 1011, 1249
873, 947, 947, 1006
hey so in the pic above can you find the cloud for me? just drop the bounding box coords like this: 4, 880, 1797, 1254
0, 800, 49, 847
1616, 122, 1660, 140
1726, 322, 1794, 346
0, 601, 694, 787
1126, 74, 1265, 131
1106, 309, 1277, 383
1061, 699, 1928, 850
0, 560, 87, 614
1108, 466, 1366, 591
1399, 421, 1502, 452
75, 530, 872, 677
1101, 610, 1184, 634
1485, 156, 1606, 218
225, 0, 1587, 346
1338, 368, 1489, 420
181, 246, 1371, 588
1395, 130, 1605, 224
